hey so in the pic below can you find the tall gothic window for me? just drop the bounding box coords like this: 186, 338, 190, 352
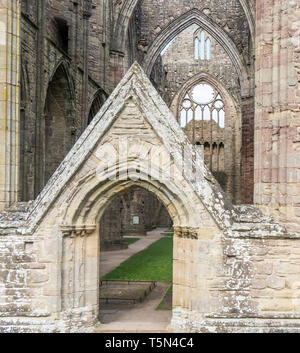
87, 90, 107, 125
194, 29, 211, 61
179, 83, 225, 175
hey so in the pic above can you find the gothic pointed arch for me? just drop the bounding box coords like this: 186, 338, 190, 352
43, 62, 76, 188
87, 89, 108, 125
112, 0, 141, 52
47, 60, 75, 102
170, 72, 242, 203
142, 9, 249, 94
113, 0, 254, 53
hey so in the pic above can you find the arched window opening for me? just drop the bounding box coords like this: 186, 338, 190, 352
179, 82, 226, 181
194, 28, 212, 61
179, 83, 225, 129
88, 90, 107, 125
194, 37, 199, 60
200, 30, 205, 60
206, 38, 211, 60
54, 17, 69, 53
204, 142, 211, 167
219, 143, 225, 172
44, 65, 74, 188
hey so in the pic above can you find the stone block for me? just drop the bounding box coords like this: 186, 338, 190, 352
266, 276, 286, 290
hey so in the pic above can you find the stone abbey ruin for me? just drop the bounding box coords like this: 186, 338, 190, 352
0, 0, 299, 333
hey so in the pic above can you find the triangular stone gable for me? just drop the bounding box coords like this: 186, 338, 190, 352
22, 62, 286, 237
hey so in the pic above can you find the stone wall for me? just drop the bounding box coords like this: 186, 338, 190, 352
254, 0, 300, 233
20, 0, 109, 200
0, 63, 299, 333
172, 227, 300, 333
157, 24, 243, 203
133, 0, 251, 65
0, 0, 21, 210
99, 197, 127, 251
159, 24, 241, 106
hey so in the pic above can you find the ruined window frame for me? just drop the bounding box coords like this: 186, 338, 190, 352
179, 82, 226, 173
194, 28, 211, 61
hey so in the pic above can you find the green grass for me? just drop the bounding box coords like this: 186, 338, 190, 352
124, 237, 140, 246
102, 237, 173, 282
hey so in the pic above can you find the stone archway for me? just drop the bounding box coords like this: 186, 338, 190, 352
0, 63, 298, 334
22, 62, 229, 332
59, 174, 200, 322
42, 63, 76, 190
112, 0, 255, 53
141, 8, 249, 95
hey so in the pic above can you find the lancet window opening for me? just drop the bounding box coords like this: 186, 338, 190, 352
194, 29, 211, 61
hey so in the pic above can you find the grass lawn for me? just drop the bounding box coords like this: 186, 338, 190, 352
124, 237, 140, 246
102, 237, 173, 282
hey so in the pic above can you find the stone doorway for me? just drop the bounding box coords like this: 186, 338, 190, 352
1, 63, 295, 333
98, 187, 174, 332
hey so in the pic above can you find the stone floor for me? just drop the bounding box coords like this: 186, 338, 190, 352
95, 228, 172, 333
96, 282, 172, 333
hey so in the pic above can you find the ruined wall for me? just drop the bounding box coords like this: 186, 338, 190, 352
20, 0, 109, 200
100, 197, 128, 251
172, 228, 300, 333
132, 7, 254, 204
159, 24, 240, 106
0, 63, 299, 334
254, 0, 300, 233
133, 0, 251, 64
19, 0, 255, 204
119, 188, 172, 235
0, 0, 20, 210
101, 187, 172, 248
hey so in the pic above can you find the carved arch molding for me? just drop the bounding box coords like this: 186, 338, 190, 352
112, 0, 255, 52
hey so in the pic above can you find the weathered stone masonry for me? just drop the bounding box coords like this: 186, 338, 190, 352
19, 0, 109, 202
0, 64, 299, 333
0, 0, 299, 333
255, 0, 300, 234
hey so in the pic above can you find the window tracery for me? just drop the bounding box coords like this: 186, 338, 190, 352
194, 29, 211, 61
179, 83, 226, 174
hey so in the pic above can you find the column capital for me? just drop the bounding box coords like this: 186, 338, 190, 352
61, 225, 96, 238
174, 226, 199, 239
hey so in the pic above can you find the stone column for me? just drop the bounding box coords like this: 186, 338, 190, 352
61, 225, 96, 311
254, 0, 300, 232
0, 0, 20, 210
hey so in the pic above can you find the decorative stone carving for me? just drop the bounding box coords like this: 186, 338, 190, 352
174, 226, 199, 239
0, 62, 299, 334
61, 225, 96, 238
